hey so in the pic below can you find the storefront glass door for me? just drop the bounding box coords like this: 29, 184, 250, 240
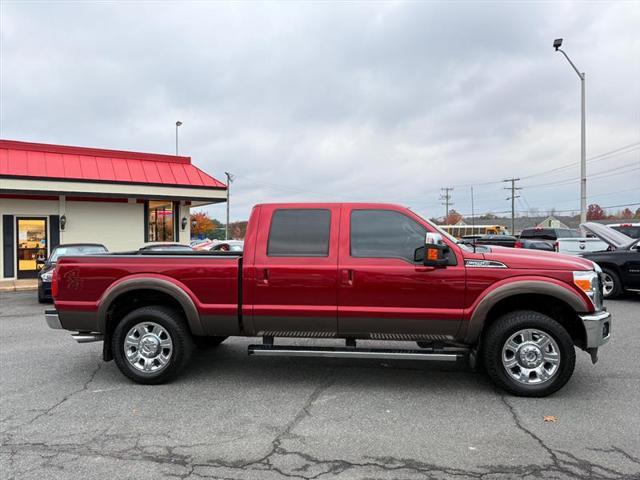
16, 218, 47, 279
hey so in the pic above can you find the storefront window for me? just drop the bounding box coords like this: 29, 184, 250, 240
148, 201, 175, 242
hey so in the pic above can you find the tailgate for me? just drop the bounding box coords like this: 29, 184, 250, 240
557, 238, 608, 255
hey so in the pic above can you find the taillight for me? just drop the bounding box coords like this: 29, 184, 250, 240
51, 267, 58, 298
514, 240, 523, 248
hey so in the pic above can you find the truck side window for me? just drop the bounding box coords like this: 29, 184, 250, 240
350, 210, 426, 263
267, 209, 331, 256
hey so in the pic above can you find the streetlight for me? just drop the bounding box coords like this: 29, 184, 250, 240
224, 172, 234, 240
553, 38, 587, 223
175, 121, 183, 155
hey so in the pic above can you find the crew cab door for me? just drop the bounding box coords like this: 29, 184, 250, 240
248, 205, 340, 335
337, 206, 465, 338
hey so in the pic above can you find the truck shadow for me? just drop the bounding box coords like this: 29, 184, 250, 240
183, 341, 492, 395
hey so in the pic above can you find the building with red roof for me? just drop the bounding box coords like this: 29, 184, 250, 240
0, 139, 227, 280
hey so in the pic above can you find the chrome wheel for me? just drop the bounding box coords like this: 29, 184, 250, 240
501, 329, 560, 385
602, 273, 615, 297
124, 322, 173, 374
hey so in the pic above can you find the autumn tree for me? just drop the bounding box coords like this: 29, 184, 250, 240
586, 204, 605, 221
635, 208, 640, 219
620, 208, 633, 220
444, 209, 463, 225
190, 212, 224, 239
229, 221, 249, 240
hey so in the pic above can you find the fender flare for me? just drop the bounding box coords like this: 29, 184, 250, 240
97, 276, 204, 335
462, 279, 590, 344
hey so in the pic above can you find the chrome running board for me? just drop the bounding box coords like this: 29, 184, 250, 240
248, 344, 461, 362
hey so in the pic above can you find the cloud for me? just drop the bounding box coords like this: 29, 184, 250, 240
1, 1, 638, 221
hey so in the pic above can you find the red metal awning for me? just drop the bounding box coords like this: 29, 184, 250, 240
0, 140, 226, 189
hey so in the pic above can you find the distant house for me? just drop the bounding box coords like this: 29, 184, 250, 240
536, 216, 569, 229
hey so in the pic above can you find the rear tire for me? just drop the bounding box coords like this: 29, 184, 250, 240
482, 310, 575, 397
112, 306, 194, 385
193, 336, 228, 349
601, 268, 622, 299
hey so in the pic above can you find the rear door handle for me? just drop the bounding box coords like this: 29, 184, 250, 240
258, 268, 269, 286
341, 269, 353, 286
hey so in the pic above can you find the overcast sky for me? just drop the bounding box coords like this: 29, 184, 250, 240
1, 1, 639, 222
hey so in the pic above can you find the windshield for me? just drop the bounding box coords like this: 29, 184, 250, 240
50, 245, 107, 262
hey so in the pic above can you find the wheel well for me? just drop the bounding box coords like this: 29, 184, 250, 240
102, 289, 187, 361
483, 294, 586, 348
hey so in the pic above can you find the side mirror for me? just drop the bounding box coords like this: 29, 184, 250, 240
414, 232, 449, 267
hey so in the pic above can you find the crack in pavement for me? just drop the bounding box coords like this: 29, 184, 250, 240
498, 394, 636, 479
1, 361, 102, 436
3, 383, 638, 479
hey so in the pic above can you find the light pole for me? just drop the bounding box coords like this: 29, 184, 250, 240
175, 121, 182, 155
225, 172, 234, 240
553, 38, 586, 223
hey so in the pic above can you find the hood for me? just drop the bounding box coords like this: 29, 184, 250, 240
481, 245, 594, 271
580, 222, 635, 249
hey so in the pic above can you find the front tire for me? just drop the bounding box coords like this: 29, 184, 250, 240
601, 268, 622, 299
112, 306, 194, 385
482, 310, 575, 397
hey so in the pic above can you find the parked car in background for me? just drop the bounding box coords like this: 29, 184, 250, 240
207, 240, 244, 252
190, 239, 211, 248
138, 243, 193, 252
555, 237, 609, 255
463, 235, 554, 251
580, 222, 640, 299
38, 243, 108, 303
608, 223, 640, 239
193, 240, 216, 251
464, 234, 518, 248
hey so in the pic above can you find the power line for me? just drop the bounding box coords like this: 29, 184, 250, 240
520, 142, 640, 180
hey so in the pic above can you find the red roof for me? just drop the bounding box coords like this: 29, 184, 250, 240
0, 139, 226, 189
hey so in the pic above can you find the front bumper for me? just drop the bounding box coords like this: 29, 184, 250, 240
580, 310, 612, 349
45, 310, 63, 329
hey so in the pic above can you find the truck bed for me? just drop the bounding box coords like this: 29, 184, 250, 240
54, 252, 242, 335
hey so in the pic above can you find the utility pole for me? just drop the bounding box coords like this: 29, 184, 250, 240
470, 187, 475, 231
224, 172, 234, 240
553, 38, 587, 223
503, 178, 522, 235
440, 187, 454, 221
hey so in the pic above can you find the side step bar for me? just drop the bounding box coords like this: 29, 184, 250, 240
72, 333, 104, 343
248, 344, 462, 362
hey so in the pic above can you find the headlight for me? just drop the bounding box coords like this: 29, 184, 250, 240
41, 271, 53, 282
573, 270, 602, 310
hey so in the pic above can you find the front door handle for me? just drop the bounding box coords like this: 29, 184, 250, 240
415, 266, 435, 273
341, 269, 354, 286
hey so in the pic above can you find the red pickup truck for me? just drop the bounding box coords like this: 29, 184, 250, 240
45, 203, 611, 397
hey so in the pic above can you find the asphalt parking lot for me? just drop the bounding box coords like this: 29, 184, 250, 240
1, 291, 639, 479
